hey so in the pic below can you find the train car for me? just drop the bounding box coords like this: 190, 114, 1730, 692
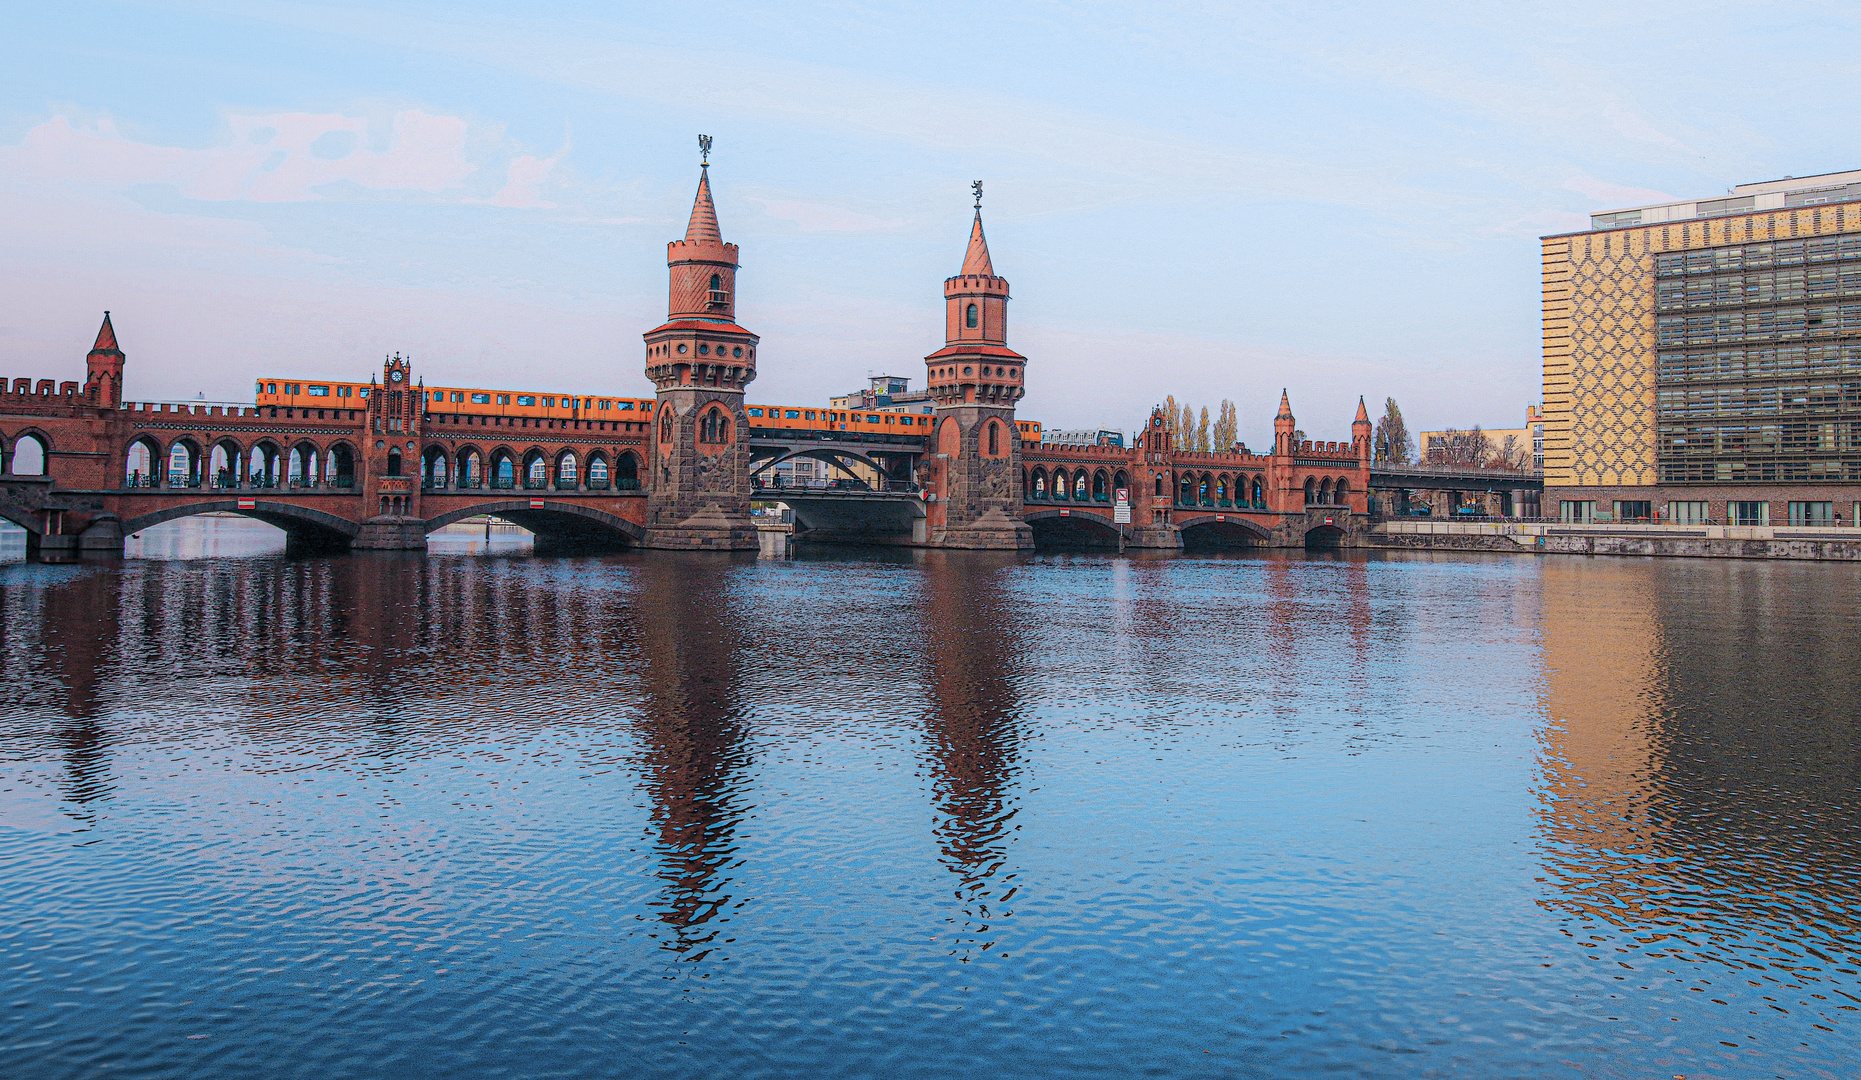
1017, 419, 1042, 444
255, 378, 656, 421
745, 405, 934, 435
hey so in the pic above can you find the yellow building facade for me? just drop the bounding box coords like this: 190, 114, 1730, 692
1543, 170, 1861, 525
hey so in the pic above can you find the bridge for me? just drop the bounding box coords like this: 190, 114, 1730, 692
1368, 462, 1545, 517
4, 163, 1385, 559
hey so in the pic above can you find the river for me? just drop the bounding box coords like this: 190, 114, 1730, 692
4, 517, 1858, 1078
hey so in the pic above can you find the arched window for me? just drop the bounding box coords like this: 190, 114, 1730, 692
1304, 477, 1317, 504
616, 451, 640, 485
1074, 471, 1088, 500
1334, 478, 1350, 502
125, 439, 155, 486
987, 421, 999, 455
386, 448, 402, 477
660, 411, 673, 443
966, 303, 978, 329
10, 435, 47, 476
1032, 470, 1046, 498
1155, 475, 1164, 497
710, 273, 721, 291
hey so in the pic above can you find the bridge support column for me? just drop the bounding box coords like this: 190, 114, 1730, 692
353, 514, 426, 550
1124, 523, 1183, 549
78, 515, 124, 553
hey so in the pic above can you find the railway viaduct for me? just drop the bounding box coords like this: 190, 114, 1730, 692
1, 153, 1376, 559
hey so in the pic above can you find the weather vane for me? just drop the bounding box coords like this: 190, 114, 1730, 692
699, 134, 713, 166
972, 180, 983, 208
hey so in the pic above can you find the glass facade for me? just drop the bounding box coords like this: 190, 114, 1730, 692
1654, 233, 1861, 483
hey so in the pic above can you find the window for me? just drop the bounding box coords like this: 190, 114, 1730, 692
786, 410, 800, 419
804, 411, 815, 420
471, 393, 491, 404
358, 388, 369, 398
1668, 500, 1709, 524
1789, 500, 1833, 526
307, 385, 330, 396
430, 391, 442, 401
966, 303, 978, 328
541, 396, 554, 407
1615, 500, 1652, 522
1560, 500, 1595, 523
749, 408, 763, 416
338, 386, 352, 398
599, 400, 610, 410
517, 395, 536, 406
497, 394, 509, 405
450, 392, 463, 402
988, 421, 999, 455
267, 383, 277, 394
1732, 500, 1769, 525
867, 414, 880, 423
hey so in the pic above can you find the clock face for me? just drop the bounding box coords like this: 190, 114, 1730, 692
390, 369, 404, 383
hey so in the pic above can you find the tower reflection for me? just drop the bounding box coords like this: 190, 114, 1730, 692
630, 554, 753, 965
918, 551, 1028, 961
41, 569, 120, 821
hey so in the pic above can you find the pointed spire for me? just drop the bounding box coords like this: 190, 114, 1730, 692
1354, 396, 1370, 423
961, 210, 994, 276
91, 311, 120, 354
1277, 389, 1293, 418
684, 168, 722, 244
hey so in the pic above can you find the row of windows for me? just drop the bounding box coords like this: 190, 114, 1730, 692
1659, 422, 1861, 452
1658, 343, 1861, 382
1656, 383, 1861, 417
1657, 307, 1861, 346
1654, 236, 1861, 277
1656, 266, 1861, 310
746, 407, 928, 426
261, 381, 368, 398
1659, 459, 1861, 483
1560, 499, 1848, 525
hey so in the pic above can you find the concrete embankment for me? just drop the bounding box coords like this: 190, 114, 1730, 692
1370, 520, 1861, 561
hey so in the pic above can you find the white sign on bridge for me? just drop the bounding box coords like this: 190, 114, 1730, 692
1114, 488, 1132, 524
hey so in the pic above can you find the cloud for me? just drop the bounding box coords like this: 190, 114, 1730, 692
1, 109, 482, 203
1561, 173, 1677, 207
491, 132, 570, 209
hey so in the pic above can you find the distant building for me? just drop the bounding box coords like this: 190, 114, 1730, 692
830, 374, 934, 414
1041, 428, 1126, 449
1419, 406, 1542, 470
1545, 169, 1861, 525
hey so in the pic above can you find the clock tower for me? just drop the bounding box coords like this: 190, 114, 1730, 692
352, 352, 427, 549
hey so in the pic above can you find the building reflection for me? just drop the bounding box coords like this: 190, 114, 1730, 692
1536, 559, 1861, 1011
918, 551, 1028, 961
629, 554, 753, 964
39, 568, 121, 821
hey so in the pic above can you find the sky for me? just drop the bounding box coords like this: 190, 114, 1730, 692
4, 1, 1860, 447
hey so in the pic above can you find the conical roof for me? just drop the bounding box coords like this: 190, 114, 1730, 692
1277, 389, 1293, 418
685, 167, 722, 243
1354, 396, 1370, 423
961, 210, 994, 276
91, 311, 120, 354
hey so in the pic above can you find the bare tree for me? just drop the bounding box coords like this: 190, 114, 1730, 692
1212, 400, 1237, 451
1374, 397, 1412, 463
1196, 406, 1211, 452
1493, 434, 1529, 471
1181, 405, 1195, 449
1164, 395, 1179, 444
1427, 426, 1494, 466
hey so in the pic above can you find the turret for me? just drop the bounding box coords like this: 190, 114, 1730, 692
1274, 389, 1296, 455
84, 312, 124, 408
1353, 396, 1373, 462
644, 142, 758, 395
925, 183, 1024, 408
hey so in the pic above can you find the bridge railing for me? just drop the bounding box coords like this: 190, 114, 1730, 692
1371, 462, 1544, 481
752, 478, 920, 495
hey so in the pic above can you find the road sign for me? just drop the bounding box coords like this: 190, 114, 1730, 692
1115, 487, 1128, 503
237, 498, 255, 510
529, 498, 545, 509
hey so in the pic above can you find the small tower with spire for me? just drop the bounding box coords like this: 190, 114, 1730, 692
640, 137, 759, 550
1274, 390, 1297, 456
84, 312, 124, 409
919, 183, 1033, 549
1352, 396, 1374, 463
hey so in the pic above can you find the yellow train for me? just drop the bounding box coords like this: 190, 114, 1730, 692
254, 379, 1040, 441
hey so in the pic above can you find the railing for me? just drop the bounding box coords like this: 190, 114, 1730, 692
1373, 461, 1545, 480
457, 477, 482, 489
423, 479, 447, 490
166, 474, 203, 488
614, 478, 641, 490
586, 478, 610, 491
554, 478, 578, 490
490, 477, 515, 489
523, 478, 548, 490
331, 476, 355, 489
751, 478, 920, 494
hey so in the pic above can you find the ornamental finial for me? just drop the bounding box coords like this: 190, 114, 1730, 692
699, 134, 713, 167
972, 180, 983, 208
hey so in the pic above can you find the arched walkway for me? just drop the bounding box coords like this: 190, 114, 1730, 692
1303, 524, 1346, 549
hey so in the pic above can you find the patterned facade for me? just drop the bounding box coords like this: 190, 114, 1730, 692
1544, 175, 1861, 523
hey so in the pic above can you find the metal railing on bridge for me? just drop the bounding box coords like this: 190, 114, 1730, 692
752, 477, 920, 495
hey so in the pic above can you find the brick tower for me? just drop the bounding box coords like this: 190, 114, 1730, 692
919, 185, 1033, 549
83, 312, 124, 408
641, 139, 759, 550
352, 352, 426, 549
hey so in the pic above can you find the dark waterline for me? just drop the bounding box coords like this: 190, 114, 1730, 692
5, 520, 1860, 1078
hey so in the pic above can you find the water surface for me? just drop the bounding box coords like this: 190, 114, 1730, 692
4, 525, 1859, 1078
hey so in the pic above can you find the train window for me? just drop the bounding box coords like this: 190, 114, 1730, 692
308, 385, 329, 396
451, 392, 463, 402
748, 407, 763, 416
540, 396, 552, 407
267, 383, 277, 394
497, 394, 509, 405
786, 410, 801, 419
517, 395, 536, 406
358, 388, 369, 398
642, 403, 651, 412
883, 415, 893, 424
618, 401, 634, 410
599, 400, 610, 410
866, 415, 879, 423
804, 411, 815, 420
470, 393, 489, 404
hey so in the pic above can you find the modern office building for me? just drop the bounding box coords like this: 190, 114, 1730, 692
1544, 170, 1861, 524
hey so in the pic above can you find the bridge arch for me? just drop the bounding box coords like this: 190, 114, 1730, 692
121, 500, 360, 549
1304, 522, 1346, 549
1177, 512, 1272, 549
1025, 506, 1122, 549
424, 500, 645, 547
7, 430, 51, 475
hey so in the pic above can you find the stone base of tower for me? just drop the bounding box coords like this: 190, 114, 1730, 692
1123, 524, 1184, 549
644, 504, 759, 551
353, 515, 428, 550
928, 507, 1033, 550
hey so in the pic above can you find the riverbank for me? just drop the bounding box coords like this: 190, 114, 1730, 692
1370, 519, 1861, 561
